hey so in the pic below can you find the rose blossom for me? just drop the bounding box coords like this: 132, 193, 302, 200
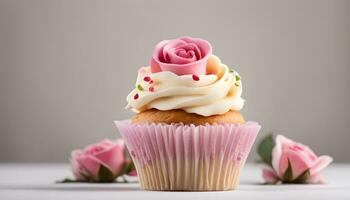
150, 36, 212, 75
70, 139, 136, 182
262, 135, 333, 184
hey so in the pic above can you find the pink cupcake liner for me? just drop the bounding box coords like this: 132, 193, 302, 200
115, 120, 261, 191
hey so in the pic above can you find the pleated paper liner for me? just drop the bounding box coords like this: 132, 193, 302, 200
115, 120, 261, 191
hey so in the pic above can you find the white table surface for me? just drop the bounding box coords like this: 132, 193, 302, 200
0, 163, 349, 200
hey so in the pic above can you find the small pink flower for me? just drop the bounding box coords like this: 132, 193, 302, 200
70, 139, 135, 182
150, 36, 212, 75
262, 135, 333, 184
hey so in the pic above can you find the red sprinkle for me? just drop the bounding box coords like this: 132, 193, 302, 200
149, 86, 154, 92
143, 76, 151, 82
134, 93, 139, 100
149, 80, 154, 84
192, 74, 200, 81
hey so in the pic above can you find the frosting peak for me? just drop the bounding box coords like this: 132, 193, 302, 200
126, 58, 244, 116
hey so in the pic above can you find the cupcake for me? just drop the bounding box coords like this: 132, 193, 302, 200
115, 37, 261, 191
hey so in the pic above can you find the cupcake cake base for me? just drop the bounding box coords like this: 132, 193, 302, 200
132, 109, 246, 125
115, 120, 261, 191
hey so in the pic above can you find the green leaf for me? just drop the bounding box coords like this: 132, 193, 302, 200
123, 149, 136, 175
57, 178, 81, 183
98, 165, 115, 182
125, 161, 136, 174
282, 159, 294, 183
57, 177, 92, 183
294, 169, 310, 183
257, 134, 275, 166
229, 69, 235, 73
235, 75, 241, 81
137, 84, 144, 91
82, 174, 92, 182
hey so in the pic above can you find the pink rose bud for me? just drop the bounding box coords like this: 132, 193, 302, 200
70, 139, 130, 182
150, 36, 212, 75
262, 135, 333, 184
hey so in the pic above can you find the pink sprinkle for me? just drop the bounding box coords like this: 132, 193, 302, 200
149, 80, 154, 84
149, 86, 154, 92
134, 93, 139, 100
143, 76, 151, 82
192, 74, 200, 81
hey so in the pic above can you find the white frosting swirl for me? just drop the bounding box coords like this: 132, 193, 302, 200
126, 65, 244, 116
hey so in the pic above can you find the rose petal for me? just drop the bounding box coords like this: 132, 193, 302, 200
70, 150, 85, 180
272, 135, 284, 177
159, 61, 207, 76
93, 144, 126, 176
155, 39, 171, 63
76, 155, 102, 180
161, 39, 186, 63
310, 155, 333, 175
306, 174, 327, 184
150, 39, 170, 73
296, 144, 318, 161
150, 37, 212, 75
84, 140, 113, 155
282, 142, 318, 162
180, 37, 209, 56
279, 149, 314, 180
168, 49, 197, 64
262, 168, 279, 184
165, 43, 202, 64
150, 57, 161, 73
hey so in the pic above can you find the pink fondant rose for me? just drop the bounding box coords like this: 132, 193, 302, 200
70, 139, 136, 182
258, 135, 332, 184
150, 36, 212, 75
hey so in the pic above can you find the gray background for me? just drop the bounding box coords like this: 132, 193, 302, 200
0, 0, 349, 163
